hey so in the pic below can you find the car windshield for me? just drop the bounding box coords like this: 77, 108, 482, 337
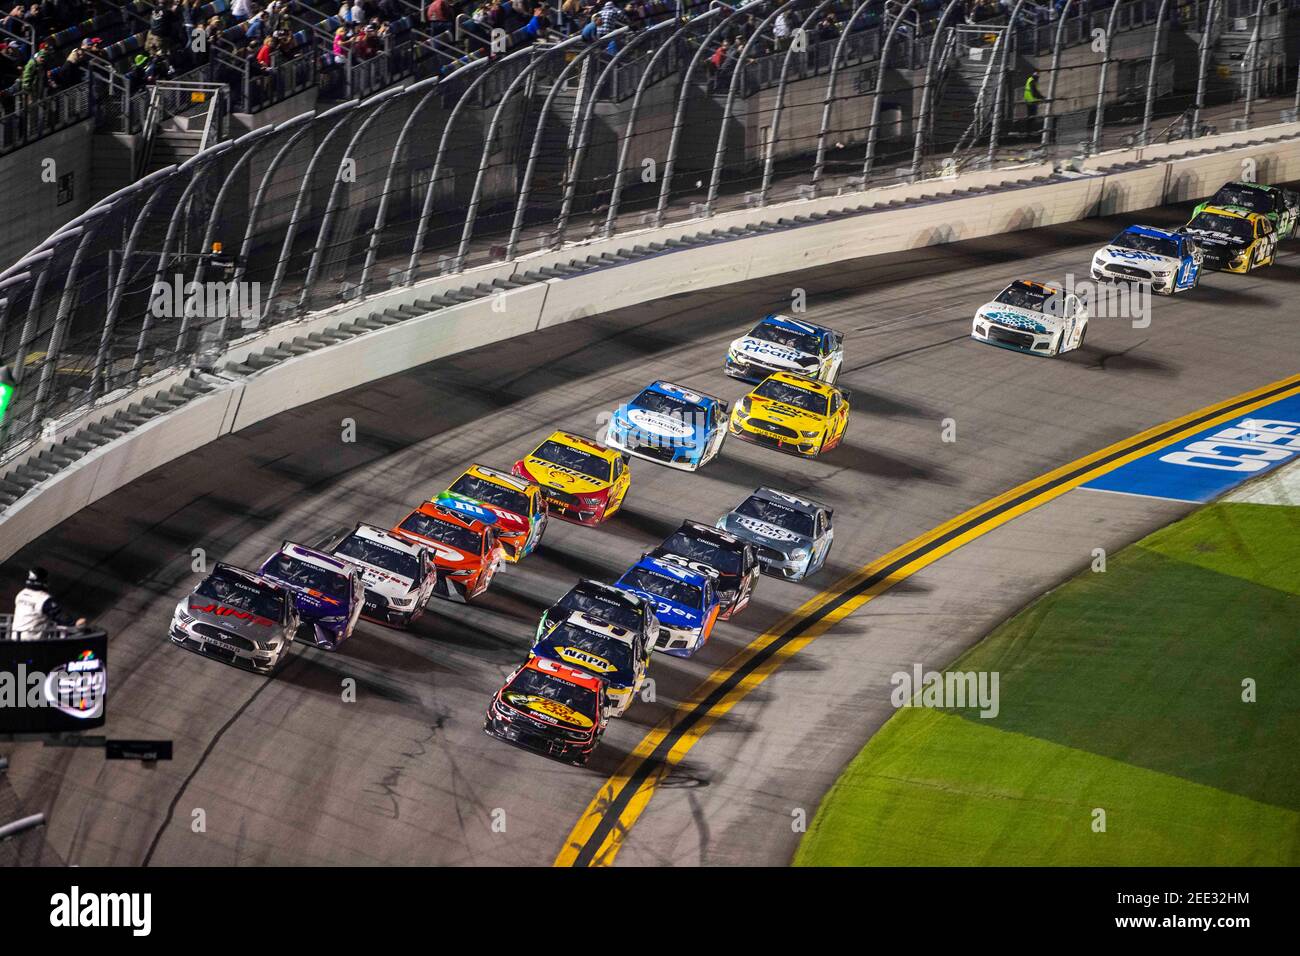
658, 532, 742, 575
195, 568, 284, 620
621, 566, 702, 608
735, 496, 815, 537
1213, 185, 1272, 213
448, 474, 530, 516
1186, 212, 1253, 240
748, 319, 821, 354
543, 624, 634, 675
505, 668, 598, 720
533, 440, 611, 482
398, 511, 483, 553
752, 379, 828, 416
558, 585, 642, 632
629, 388, 695, 418
993, 281, 1054, 312
1110, 231, 1179, 258
263, 554, 350, 602
334, 533, 420, 580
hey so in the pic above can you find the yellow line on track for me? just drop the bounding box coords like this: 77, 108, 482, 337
554, 373, 1300, 867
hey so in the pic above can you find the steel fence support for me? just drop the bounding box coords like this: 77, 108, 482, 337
12, 263, 55, 391
464, 34, 589, 265
1040, 0, 1077, 149
409, 48, 536, 284
761, 1, 835, 204
1193, 0, 1221, 138
191, 126, 282, 296
1241, 0, 1270, 129
1139, 0, 1172, 147
359, 77, 442, 295
864, 0, 920, 176
811, 0, 883, 196
263, 101, 362, 320
300, 86, 408, 308
557, 24, 664, 246
606, 11, 722, 235
910, 0, 964, 178
988, 0, 1031, 166
655, 5, 756, 226
1090, 0, 1127, 153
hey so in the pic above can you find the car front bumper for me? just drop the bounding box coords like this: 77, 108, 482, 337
484, 707, 597, 765
728, 417, 821, 457
170, 624, 286, 674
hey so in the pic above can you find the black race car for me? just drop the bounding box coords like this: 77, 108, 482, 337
484, 657, 608, 766
535, 578, 660, 652
650, 520, 760, 620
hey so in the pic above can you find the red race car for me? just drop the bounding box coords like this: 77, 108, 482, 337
484, 656, 608, 765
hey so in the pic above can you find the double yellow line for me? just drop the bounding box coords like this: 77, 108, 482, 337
554, 372, 1300, 867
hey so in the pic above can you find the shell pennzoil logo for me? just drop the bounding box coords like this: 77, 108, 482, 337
504, 693, 594, 728
554, 646, 618, 674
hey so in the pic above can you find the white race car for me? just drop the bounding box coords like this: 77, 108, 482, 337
1091, 225, 1202, 295
971, 280, 1088, 357
330, 523, 437, 627
725, 314, 845, 384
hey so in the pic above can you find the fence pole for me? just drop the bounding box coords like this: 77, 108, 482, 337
810, 0, 883, 196
1090, 0, 1127, 153
987, 1, 1031, 167
1138, 0, 1172, 146
864, 0, 920, 176
233, 113, 319, 291
761, 1, 835, 204
1040, 0, 1077, 149
1192, 0, 1221, 137
910, 0, 964, 178
1241, 0, 1270, 129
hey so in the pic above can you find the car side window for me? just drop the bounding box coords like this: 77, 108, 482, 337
830, 392, 841, 414
822, 509, 833, 532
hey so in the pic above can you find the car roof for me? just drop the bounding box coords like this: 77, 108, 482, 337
273, 542, 355, 576
535, 430, 619, 461
349, 522, 425, 555
567, 579, 647, 609
558, 610, 636, 642
517, 655, 604, 691
1219, 180, 1272, 193
749, 486, 830, 514
627, 555, 712, 587
401, 500, 490, 534
1123, 224, 1181, 240
673, 519, 746, 548
756, 313, 836, 337
209, 562, 285, 594
461, 463, 534, 492
1196, 204, 1258, 221
638, 380, 725, 408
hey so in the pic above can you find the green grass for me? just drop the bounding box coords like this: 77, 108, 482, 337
795, 502, 1300, 866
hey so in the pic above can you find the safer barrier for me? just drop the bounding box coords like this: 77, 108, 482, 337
1, 122, 1298, 562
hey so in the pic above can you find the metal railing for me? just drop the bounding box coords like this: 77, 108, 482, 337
1, 4, 1298, 472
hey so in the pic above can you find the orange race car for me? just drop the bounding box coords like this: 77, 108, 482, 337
513, 430, 631, 526
391, 501, 506, 603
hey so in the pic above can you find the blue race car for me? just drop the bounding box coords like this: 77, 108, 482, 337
725, 314, 845, 384
603, 380, 729, 472
1091, 225, 1203, 295
615, 556, 721, 657
257, 542, 365, 650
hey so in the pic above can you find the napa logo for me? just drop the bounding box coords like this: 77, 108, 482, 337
982, 310, 1048, 334
555, 646, 617, 674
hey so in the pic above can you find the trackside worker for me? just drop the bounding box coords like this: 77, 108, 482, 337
1023, 71, 1044, 118
10, 568, 86, 640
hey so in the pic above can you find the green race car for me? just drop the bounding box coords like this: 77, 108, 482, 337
1192, 181, 1299, 240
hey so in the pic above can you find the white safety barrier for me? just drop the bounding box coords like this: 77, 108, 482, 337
3, 124, 1300, 561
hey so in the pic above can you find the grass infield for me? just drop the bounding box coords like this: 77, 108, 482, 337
794, 501, 1300, 866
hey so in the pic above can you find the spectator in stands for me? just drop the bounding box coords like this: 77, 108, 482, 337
256, 33, 274, 67
521, 3, 546, 38
426, 0, 452, 36
592, 0, 624, 38
20, 46, 48, 103
146, 0, 178, 56
773, 9, 792, 50
350, 0, 363, 25
144, 49, 175, 83
52, 40, 84, 86
378, 0, 400, 21
232, 0, 253, 20
815, 10, 838, 40
332, 24, 351, 61
353, 20, 377, 57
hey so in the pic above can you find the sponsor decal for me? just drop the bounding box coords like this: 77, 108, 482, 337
504, 692, 593, 728
981, 310, 1049, 334
734, 516, 801, 542
1104, 248, 1167, 262
189, 602, 274, 626
436, 493, 499, 524
44, 650, 106, 719
554, 646, 618, 674
625, 408, 696, 439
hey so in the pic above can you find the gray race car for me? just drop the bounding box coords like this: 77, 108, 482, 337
716, 487, 834, 582
170, 563, 300, 674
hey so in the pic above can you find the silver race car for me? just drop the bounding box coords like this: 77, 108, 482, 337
170, 563, 300, 674
717, 488, 834, 582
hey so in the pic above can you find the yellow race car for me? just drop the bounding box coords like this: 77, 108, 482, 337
513, 431, 631, 526
436, 463, 548, 563
1181, 205, 1277, 273
728, 371, 851, 458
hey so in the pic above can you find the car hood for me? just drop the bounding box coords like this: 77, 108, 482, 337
533, 639, 635, 686
623, 589, 702, 630
500, 690, 596, 730
730, 335, 820, 370
719, 514, 812, 554
1181, 226, 1249, 249
1094, 246, 1181, 270
615, 407, 704, 444
436, 492, 527, 535
259, 578, 348, 619
185, 598, 281, 639
746, 393, 824, 426
343, 561, 415, 598
521, 457, 609, 496
975, 303, 1062, 335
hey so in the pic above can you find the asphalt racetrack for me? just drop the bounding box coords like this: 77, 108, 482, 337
4, 196, 1299, 865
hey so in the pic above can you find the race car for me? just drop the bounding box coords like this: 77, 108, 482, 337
615, 556, 721, 657
728, 371, 850, 457
1180, 205, 1277, 273
392, 501, 505, 604
725, 314, 845, 384
330, 523, 437, 627
604, 380, 728, 471
718, 487, 834, 582
970, 279, 1088, 357
514, 430, 631, 526
1193, 180, 1298, 240
256, 542, 364, 650
530, 611, 650, 718
536, 579, 660, 654
170, 563, 299, 674
438, 464, 547, 563
1090, 225, 1202, 295
650, 520, 759, 621
484, 656, 608, 766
